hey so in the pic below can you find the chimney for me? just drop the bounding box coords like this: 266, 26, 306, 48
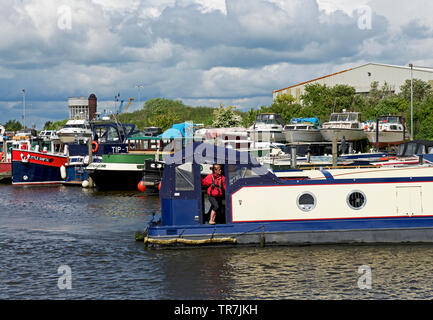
88, 93, 97, 121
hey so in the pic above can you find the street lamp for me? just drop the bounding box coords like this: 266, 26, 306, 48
409, 63, 413, 140
21, 89, 26, 129
135, 84, 143, 108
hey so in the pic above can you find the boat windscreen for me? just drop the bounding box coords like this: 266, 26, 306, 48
175, 163, 195, 191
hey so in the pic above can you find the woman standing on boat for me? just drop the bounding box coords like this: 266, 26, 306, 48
202, 164, 226, 225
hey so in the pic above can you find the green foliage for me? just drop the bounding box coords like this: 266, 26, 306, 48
117, 98, 216, 130
101, 79, 433, 140
4, 119, 23, 131
399, 78, 433, 102
44, 119, 68, 131
299, 84, 358, 123
212, 105, 243, 128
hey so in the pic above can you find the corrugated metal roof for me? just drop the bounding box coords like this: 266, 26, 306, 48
273, 62, 433, 94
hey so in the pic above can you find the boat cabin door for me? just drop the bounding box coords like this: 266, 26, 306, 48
164, 162, 202, 226
200, 164, 226, 225
160, 161, 227, 227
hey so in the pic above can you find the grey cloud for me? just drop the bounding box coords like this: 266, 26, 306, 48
150, 0, 389, 68
400, 20, 433, 39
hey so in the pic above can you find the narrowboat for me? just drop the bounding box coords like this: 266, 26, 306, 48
139, 142, 433, 247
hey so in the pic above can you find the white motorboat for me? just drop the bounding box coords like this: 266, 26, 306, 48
364, 116, 408, 147
57, 119, 92, 143
320, 111, 366, 142
283, 118, 323, 143
247, 113, 286, 143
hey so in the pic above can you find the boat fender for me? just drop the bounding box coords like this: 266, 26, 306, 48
60, 165, 67, 179
158, 181, 162, 191
92, 141, 98, 153
82, 180, 89, 188
138, 181, 146, 192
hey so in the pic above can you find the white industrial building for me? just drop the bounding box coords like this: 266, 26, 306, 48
273, 63, 433, 102
68, 97, 89, 120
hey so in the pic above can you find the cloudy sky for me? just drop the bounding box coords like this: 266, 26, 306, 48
1, 0, 433, 129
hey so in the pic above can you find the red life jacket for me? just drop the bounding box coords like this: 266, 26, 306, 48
204, 174, 225, 197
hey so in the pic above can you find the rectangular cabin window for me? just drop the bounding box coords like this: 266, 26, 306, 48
175, 163, 195, 191
107, 127, 119, 142
228, 165, 260, 185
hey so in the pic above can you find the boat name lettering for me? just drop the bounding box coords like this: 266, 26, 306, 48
29, 155, 53, 162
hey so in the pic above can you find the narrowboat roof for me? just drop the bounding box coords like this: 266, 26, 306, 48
162, 142, 263, 166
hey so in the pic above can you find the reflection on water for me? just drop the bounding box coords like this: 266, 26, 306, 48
1, 184, 433, 299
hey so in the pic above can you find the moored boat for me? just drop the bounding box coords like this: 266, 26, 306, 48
0, 125, 11, 181
364, 116, 408, 148
320, 111, 366, 142
138, 142, 433, 248
85, 153, 152, 190
57, 119, 92, 143
247, 113, 287, 143
11, 147, 68, 185
283, 118, 322, 143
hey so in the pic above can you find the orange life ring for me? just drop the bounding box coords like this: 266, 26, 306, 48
0, 152, 4, 161
92, 141, 99, 153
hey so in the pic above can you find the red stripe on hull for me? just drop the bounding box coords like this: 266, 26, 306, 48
11, 149, 67, 168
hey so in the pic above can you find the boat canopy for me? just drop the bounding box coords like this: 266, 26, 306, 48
158, 122, 194, 139
290, 117, 319, 126
329, 113, 360, 122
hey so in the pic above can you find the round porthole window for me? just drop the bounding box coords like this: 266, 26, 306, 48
297, 192, 316, 212
347, 191, 366, 210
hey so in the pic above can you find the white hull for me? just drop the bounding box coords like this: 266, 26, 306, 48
58, 132, 91, 143
320, 128, 366, 141
284, 130, 323, 143
365, 131, 407, 146
247, 130, 286, 143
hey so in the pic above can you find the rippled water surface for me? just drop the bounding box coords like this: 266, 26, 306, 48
1, 183, 433, 299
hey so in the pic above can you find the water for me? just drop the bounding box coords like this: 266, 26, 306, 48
1, 183, 433, 300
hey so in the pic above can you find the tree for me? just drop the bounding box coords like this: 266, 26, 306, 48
399, 78, 432, 102
262, 93, 302, 123
45, 119, 68, 131
43, 121, 53, 130
148, 106, 180, 131
212, 105, 243, 128
300, 83, 358, 122
4, 120, 23, 131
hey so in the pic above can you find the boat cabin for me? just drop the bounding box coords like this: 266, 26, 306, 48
396, 140, 433, 157
255, 113, 286, 126
157, 143, 280, 227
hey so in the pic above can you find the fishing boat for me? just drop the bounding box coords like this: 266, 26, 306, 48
11, 145, 68, 185
247, 113, 287, 143
12, 122, 140, 186
0, 125, 11, 181
364, 116, 408, 148
283, 118, 323, 143
84, 153, 151, 190
320, 111, 366, 142
137, 142, 433, 247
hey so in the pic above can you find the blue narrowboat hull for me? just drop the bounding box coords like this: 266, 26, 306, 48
146, 216, 433, 246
